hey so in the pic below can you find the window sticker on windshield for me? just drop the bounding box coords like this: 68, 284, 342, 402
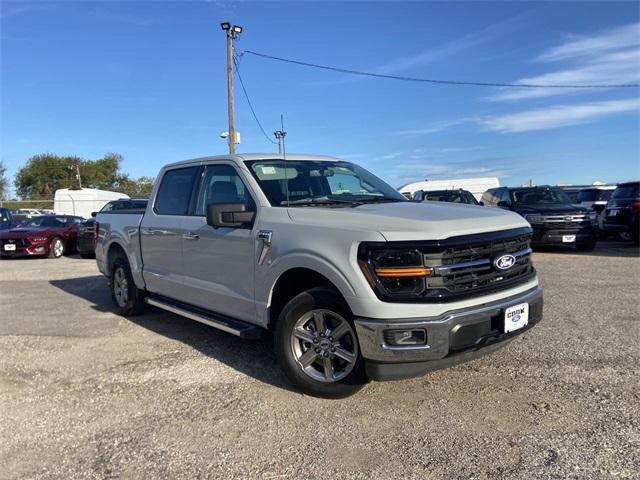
261, 166, 277, 175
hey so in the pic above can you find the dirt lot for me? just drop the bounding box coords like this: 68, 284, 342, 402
1, 242, 639, 479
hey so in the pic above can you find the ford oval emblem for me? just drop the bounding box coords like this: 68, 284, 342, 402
494, 254, 516, 270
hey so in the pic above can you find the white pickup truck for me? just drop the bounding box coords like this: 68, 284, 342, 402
95, 154, 543, 397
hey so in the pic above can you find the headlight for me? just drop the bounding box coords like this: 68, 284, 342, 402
358, 247, 432, 297
524, 214, 545, 224
29, 237, 49, 242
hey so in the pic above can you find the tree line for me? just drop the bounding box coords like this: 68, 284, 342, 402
0, 154, 154, 200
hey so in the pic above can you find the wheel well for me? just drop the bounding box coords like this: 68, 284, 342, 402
106, 242, 127, 275
269, 268, 341, 327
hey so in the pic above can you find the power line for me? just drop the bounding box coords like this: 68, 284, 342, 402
240, 50, 640, 89
233, 55, 278, 145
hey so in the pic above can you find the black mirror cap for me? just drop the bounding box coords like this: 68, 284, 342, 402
478, 201, 485, 206
496, 201, 512, 209
206, 203, 255, 228
91, 211, 97, 217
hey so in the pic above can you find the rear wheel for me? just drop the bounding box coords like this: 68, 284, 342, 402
49, 238, 64, 258
110, 256, 146, 316
274, 287, 368, 398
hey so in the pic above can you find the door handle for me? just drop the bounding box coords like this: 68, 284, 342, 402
182, 232, 199, 240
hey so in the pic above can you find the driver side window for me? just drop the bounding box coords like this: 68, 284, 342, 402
195, 165, 253, 216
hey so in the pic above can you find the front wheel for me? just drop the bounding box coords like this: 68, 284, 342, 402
274, 287, 368, 398
49, 237, 64, 258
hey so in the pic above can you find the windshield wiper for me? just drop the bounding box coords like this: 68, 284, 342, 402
281, 197, 363, 207
355, 197, 405, 203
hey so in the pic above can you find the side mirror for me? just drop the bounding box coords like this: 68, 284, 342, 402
206, 203, 255, 228
478, 201, 485, 206
496, 201, 512, 209
91, 211, 97, 217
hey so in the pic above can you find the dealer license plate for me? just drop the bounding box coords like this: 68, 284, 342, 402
3, 244, 16, 251
562, 235, 576, 243
504, 303, 529, 333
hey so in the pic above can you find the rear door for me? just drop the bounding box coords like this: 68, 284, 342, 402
180, 163, 257, 322
140, 165, 201, 298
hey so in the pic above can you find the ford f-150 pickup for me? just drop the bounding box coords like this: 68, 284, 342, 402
96, 154, 543, 397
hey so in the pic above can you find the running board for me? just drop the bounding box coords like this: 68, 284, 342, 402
145, 296, 264, 339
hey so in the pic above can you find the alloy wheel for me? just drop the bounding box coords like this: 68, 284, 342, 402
52, 239, 63, 257
113, 267, 129, 308
290, 309, 358, 383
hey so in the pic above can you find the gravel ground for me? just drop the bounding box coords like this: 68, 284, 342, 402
1, 242, 639, 479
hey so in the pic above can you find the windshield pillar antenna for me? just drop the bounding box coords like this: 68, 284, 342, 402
280, 114, 290, 207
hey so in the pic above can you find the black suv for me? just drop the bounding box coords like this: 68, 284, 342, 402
481, 186, 598, 251
601, 181, 639, 243
412, 189, 479, 205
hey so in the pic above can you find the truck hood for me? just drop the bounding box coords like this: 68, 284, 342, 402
0, 227, 58, 239
287, 202, 529, 241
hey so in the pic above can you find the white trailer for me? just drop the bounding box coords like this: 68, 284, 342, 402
398, 177, 500, 201
53, 188, 129, 218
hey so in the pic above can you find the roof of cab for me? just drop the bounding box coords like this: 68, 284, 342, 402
163, 153, 340, 169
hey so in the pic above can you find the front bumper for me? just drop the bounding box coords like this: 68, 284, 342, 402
354, 286, 543, 381
0, 241, 50, 257
531, 225, 596, 245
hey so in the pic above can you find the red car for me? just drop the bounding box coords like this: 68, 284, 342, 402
0, 215, 84, 258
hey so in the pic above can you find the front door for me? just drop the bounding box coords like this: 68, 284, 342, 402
180, 164, 256, 323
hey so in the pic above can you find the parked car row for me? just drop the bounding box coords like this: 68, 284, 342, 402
0, 199, 147, 259
410, 182, 639, 248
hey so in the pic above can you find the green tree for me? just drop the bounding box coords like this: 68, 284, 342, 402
115, 175, 155, 198
14, 153, 127, 199
0, 160, 7, 199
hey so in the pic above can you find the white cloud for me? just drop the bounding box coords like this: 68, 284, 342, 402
489, 22, 640, 101
308, 10, 533, 87
480, 98, 640, 133
394, 119, 471, 136
538, 23, 640, 62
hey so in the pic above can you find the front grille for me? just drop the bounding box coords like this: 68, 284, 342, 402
1, 238, 30, 247
542, 214, 590, 223
421, 231, 534, 301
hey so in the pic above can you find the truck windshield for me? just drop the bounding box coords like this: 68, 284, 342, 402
245, 159, 407, 206
424, 191, 478, 204
511, 187, 572, 205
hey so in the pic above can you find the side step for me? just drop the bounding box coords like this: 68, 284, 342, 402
145, 296, 264, 339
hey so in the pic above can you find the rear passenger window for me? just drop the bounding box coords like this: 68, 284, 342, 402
154, 166, 200, 215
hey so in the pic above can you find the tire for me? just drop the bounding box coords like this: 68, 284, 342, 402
49, 237, 64, 258
274, 287, 368, 398
576, 239, 597, 252
110, 255, 146, 316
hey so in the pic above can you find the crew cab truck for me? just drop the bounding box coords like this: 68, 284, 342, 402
482, 186, 598, 251
96, 154, 543, 398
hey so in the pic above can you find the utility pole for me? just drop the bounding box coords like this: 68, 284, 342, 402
274, 130, 286, 154
220, 22, 243, 155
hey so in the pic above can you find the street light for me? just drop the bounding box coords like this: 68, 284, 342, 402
220, 22, 242, 39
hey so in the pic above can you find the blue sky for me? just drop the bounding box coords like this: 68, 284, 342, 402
1, 0, 639, 197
